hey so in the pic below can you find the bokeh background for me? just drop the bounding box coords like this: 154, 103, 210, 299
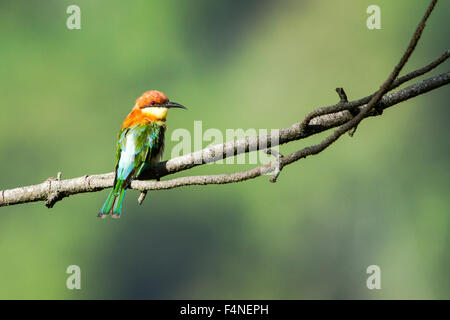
0, 0, 448, 299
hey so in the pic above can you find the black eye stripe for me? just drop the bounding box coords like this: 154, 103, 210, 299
141, 100, 169, 108
142, 102, 163, 108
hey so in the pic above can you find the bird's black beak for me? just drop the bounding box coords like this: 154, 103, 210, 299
165, 101, 187, 110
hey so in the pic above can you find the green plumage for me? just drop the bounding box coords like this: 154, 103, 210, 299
98, 122, 165, 218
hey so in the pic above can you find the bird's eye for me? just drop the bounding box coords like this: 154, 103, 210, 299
150, 101, 156, 106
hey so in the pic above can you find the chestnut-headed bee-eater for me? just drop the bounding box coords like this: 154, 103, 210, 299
98, 90, 187, 218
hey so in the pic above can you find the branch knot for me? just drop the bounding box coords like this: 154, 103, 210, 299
45, 172, 62, 208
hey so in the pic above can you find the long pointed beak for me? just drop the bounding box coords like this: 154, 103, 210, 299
165, 101, 187, 110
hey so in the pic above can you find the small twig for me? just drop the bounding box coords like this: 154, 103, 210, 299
336, 88, 348, 103
138, 191, 147, 205
336, 87, 358, 136
394, 49, 450, 86
264, 149, 284, 183
348, 127, 358, 137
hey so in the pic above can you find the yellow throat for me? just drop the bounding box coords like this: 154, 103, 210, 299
142, 107, 169, 121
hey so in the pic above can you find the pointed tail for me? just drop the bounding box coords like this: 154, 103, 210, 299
98, 180, 127, 218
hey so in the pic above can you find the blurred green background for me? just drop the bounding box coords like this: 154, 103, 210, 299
0, 0, 448, 299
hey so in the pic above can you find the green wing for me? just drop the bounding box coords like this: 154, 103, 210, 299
115, 127, 129, 168
114, 123, 165, 182
134, 123, 165, 178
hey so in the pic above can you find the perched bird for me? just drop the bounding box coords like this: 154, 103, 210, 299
98, 90, 187, 218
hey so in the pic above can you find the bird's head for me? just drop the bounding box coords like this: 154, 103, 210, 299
135, 90, 186, 121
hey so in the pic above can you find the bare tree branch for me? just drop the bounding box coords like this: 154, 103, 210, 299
0, 0, 447, 209
2, 69, 448, 208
